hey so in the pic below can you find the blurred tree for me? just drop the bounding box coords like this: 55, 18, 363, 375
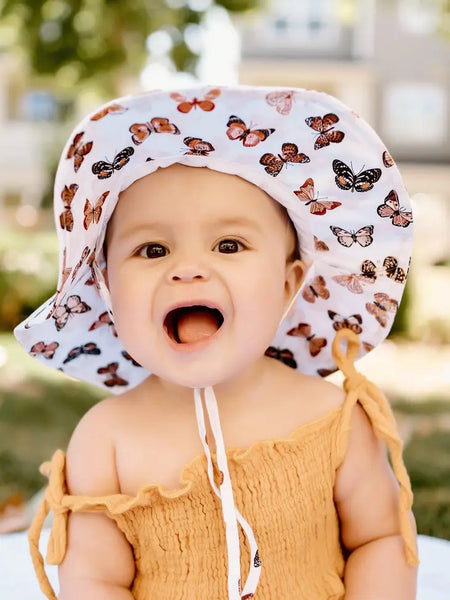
0, 0, 264, 94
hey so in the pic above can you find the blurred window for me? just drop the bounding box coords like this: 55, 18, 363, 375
263, 0, 340, 49
21, 90, 58, 122
398, 0, 440, 35
382, 82, 447, 146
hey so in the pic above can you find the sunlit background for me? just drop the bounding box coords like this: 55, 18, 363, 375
0, 0, 449, 543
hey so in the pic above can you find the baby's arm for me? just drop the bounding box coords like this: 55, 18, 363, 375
334, 403, 418, 600
58, 400, 135, 599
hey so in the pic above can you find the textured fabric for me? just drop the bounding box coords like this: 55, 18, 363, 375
28, 331, 419, 600
14, 86, 414, 391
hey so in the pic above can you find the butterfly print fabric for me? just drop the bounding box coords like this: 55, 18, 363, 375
15, 85, 413, 391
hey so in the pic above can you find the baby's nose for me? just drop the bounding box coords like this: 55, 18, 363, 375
168, 262, 210, 283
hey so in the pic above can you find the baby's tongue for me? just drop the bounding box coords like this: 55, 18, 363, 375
177, 309, 218, 343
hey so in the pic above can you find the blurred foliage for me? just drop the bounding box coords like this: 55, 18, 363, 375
0, 0, 264, 95
0, 230, 58, 331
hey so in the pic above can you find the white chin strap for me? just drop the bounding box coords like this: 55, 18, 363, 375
194, 386, 262, 599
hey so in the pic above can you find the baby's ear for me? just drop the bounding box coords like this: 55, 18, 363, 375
284, 259, 305, 307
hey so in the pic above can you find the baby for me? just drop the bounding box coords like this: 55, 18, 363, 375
16, 85, 418, 600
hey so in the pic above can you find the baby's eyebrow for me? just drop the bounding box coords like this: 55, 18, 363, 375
208, 216, 263, 232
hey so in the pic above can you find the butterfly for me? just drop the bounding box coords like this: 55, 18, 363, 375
29, 341, 59, 359
328, 310, 363, 334
122, 350, 142, 367
301, 275, 330, 303
377, 190, 413, 228
332, 159, 381, 192
52, 295, 91, 331
71, 246, 95, 283
63, 342, 101, 364
260, 143, 310, 177
383, 256, 406, 283
66, 132, 93, 172
59, 184, 78, 232
362, 341, 374, 352
330, 225, 374, 248
90, 103, 128, 121
294, 178, 341, 215
382, 150, 395, 168
287, 322, 327, 357
89, 311, 118, 337
265, 346, 297, 369
170, 88, 220, 113
314, 236, 329, 252
265, 90, 294, 115
83, 192, 109, 230
97, 362, 128, 387
92, 147, 134, 179
226, 115, 275, 147
183, 137, 215, 156
129, 117, 180, 145
332, 260, 377, 294
365, 293, 398, 327
47, 247, 72, 320
317, 367, 337, 377
305, 113, 345, 150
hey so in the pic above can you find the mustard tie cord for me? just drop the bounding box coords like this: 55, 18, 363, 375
28, 449, 68, 600
332, 328, 419, 567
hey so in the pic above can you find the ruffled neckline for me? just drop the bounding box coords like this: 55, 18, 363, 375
48, 403, 344, 514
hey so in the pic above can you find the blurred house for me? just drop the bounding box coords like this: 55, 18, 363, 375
237, 0, 450, 340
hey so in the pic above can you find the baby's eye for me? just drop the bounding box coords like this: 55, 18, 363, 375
215, 239, 245, 253
138, 243, 167, 258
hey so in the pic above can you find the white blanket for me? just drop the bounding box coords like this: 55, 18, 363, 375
0, 531, 449, 599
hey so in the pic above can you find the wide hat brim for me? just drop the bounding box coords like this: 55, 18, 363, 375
14, 85, 413, 391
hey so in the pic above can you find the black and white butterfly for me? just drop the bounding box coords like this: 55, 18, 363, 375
330, 225, 374, 247
92, 147, 134, 179
63, 342, 101, 364
332, 159, 381, 192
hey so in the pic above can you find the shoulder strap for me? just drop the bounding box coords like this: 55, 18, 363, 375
28, 450, 69, 600
332, 328, 419, 567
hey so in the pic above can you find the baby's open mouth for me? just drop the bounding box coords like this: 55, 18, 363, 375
164, 305, 224, 344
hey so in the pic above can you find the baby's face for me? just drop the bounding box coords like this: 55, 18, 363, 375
105, 164, 303, 388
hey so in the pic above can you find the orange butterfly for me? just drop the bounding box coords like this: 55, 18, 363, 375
66, 132, 93, 172
305, 113, 345, 150
83, 192, 109, 230
328, 310, 363, 334
71, 246, 95, 282
129, 117, 180, 145
89, 311, 118, 337
226, 115, 274, 147
265, 90, 294, 115
47, 247, 72, 319
332, 260, 376, 294
29, 341, 59, 359
59, 184, 78, 232
317, 367, 337, 377
122, 350, 142, 367
170, 88, 220, 113
90, 103, 128, 121
294, 178, 341, 215
382, 150, 394, 168
265, 346, 297, 369
365, 293, 398, 327
260, 143, 310, 177
362, 341, 374, 352
183, 137, 215, 156
301, 275, 330, 303
314, 236, 329, 252
52, 295, 91, 331
97, 362, 128, 387
377, 190, 413, 228
287, 322, 327, 357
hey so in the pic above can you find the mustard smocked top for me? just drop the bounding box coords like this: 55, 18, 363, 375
28, 331, 419, 600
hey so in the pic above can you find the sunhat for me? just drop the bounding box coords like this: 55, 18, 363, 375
15, 84, 413, 389
15, 85, 414, 600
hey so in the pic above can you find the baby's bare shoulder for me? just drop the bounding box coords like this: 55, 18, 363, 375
65, 394, 133, 495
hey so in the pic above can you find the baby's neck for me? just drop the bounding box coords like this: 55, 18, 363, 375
144, 355, 277, 413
